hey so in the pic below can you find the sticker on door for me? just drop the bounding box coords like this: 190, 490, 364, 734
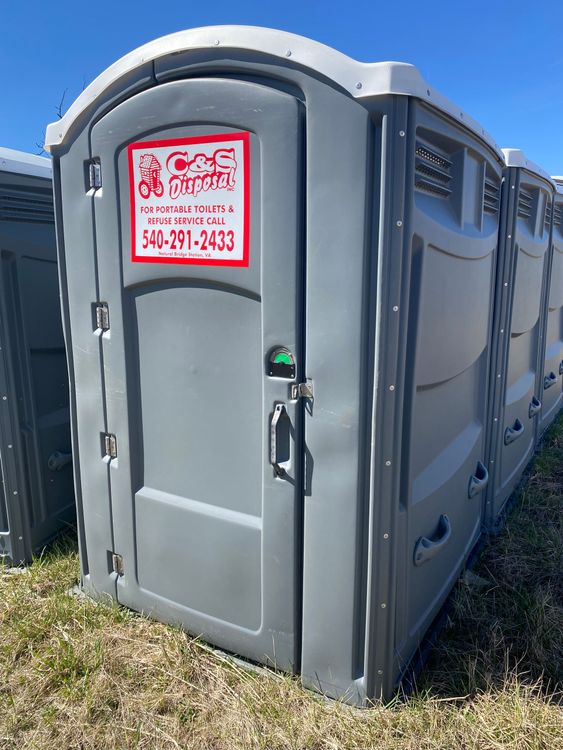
128, 132, 250, 266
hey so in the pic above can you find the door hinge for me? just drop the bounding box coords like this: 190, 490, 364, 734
104, 433, 117, 459
290, 379, 314, 400
111, 552, 124, 576
88, 159, 102, 189
95, 302, 110, 332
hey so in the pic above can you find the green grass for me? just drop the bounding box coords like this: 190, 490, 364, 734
0, 418, 561, 749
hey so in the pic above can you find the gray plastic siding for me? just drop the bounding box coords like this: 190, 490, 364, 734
539, 190, 563, 433
485, 167, 553, 531
0, 169, 74, 563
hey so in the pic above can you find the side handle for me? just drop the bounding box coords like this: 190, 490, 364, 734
504, 418, 524, 446
413, 515, 451, 567
528, 396, 542, 419
544, 372, 558, 390
468, 460, 489, 499
48, 450, 72, 472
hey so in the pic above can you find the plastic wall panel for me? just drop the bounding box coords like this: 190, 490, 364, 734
0, 168, 74, 563
486, 169, 552, 531
540, 191, 563, 432
392, 103, 499, 679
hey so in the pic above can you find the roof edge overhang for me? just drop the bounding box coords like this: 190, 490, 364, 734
502, 148, 555, 189
45, 25, 503, 159
0, 147, 52, 179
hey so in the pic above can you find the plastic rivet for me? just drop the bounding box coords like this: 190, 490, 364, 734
385, 460, 391, 466
399, 131, 405, 137
500, 329, 504, 334
389, 385, 395, 391
213, 39, 220, 46
508, 234, 512, 239
2, 396, 6, 400
356, 82, 362, 89
427, 89, 431, 96
377, 669, 384, 675
396, 220, 403, 227
285, 50, 292, 57
18, 536, 22, 541
381, 603, 387, 609
497, 374, 501, 379
494, 418, 498, 422
383, 533, 389, 540
393, 305, 399, 312
13, 491, 17, 495
7, 444, 12, 449
504, 282, 508, 287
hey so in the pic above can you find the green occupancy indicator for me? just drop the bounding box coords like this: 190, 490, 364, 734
268, 347, 296, 378
273, 351, 294, 365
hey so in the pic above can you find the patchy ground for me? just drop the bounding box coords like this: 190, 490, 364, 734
0, 420, 561, 749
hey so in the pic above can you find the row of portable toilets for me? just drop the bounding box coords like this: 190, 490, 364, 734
1, 27, 562, 705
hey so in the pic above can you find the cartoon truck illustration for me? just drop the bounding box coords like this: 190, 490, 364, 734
138, 153, 164, 198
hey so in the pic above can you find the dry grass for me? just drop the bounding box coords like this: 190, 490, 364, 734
0, 420, 562, 749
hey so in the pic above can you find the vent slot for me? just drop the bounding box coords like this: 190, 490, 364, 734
545, 201, 552, 230
553, 203, 562, 228
415, 143, 452, 198
483, 178, 500, 215
517, 187, 533, 220
0, 187, 54, 224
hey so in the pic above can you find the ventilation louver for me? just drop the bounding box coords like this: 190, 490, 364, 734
0, 187, 54, 224
483, 178, 500, 215
415, 143, 452, 198
517, 187, 533, 220
544, 201, 552, 230
553, 203, 562, 228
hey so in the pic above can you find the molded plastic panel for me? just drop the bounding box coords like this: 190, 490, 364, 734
89, 78, 302, 669
540, 192, 563, 432
486, 168, 552, 530
393, 103, 499, 678
0, 169, 74, 563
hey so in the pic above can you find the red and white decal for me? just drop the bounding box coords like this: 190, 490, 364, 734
128, 132, 250, 266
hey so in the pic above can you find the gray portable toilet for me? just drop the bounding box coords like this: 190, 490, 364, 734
0, 147, 74, 564
45, 26, 503, 703
538, 178, 563, 435
484, 149, 555, 532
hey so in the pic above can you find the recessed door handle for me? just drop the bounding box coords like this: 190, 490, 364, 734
468, 460, 489, 498
504, 418, 524, 445
544, 372, 558, 390
529, 396, 542, 418
270, 403, 290, 477
559, 360, 563, 376
414, 514, 451, 567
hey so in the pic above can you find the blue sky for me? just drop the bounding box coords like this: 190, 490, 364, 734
2, 1, 562, 174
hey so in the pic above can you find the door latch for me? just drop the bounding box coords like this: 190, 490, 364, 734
290, 379, 314, 401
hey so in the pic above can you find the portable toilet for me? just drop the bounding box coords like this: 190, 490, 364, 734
484, 149, 555, 532
45, 27, 503, 703
538, 178, 563, 435
0, 148, 74, 564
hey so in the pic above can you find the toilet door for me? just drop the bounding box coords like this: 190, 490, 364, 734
90, 77, 304, 669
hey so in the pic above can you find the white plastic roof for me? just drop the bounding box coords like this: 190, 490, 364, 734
552, 176, 563, 194
501, 148, 555, 188
45, 25, 502, 158
0, 147, 51, 179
